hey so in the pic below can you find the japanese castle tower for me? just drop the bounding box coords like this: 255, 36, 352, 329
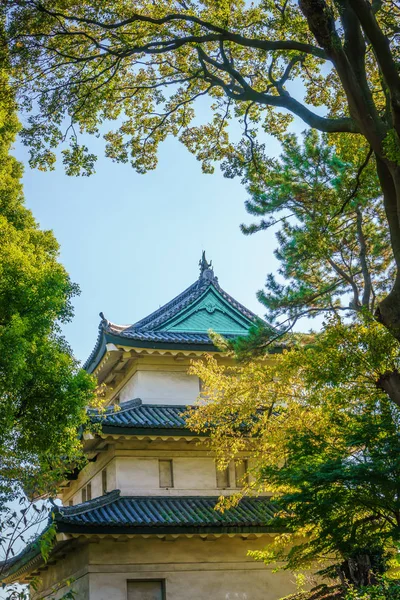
4, 256, 297, 599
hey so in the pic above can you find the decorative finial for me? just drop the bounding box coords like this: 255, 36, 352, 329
199, 251, 217, 282
99, 312, 109, 330
199, 251, 212, 274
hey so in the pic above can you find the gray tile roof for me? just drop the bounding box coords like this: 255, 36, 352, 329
0, 492, 278, 580
55, 490, 277, 531
91, 400, 191, 431
105, 331, 236, 344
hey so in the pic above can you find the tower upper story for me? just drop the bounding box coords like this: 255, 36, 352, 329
85, 254, 258, 407
59, 256, 261, 506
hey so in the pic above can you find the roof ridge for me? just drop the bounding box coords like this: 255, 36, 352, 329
88, 403, 196, 432
211, 279, 259, 322
56, 489, 121, 517
94, 402, 193, 416
82, 272, 260, 373
129, 403, 192, 409
129, 279, 207, 331
139, 280, 258, 333
105, 398, 142, 414
88, 398, 142, 418
82, 324, 103, 371
55, 495, 278, 529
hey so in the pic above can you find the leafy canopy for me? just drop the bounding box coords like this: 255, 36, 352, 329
235, 130, 393, 338
285, 577, 400, 600
187, 319, 400, 581
4, 0, 397, 173
5, 0, 400, 342
0, 50, 96, 496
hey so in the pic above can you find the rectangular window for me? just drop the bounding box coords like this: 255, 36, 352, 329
159, 460, 173, 488
216, 464, 230, 489
81, 483, 92, 503
127, 580, 164, 600
235, 459, 249, 488
102, 469, 107, 495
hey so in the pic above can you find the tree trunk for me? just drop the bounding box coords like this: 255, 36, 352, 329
298, 1, 400, 343
376, 369, 400, 408
338, 553, 381, 587
374, 157, 400, 341
377, 278, 400, 342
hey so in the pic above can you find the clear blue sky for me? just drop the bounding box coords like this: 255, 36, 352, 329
13, 113, 311, 365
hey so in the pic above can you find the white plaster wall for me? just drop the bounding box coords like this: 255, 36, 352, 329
30, 536, 304, 600
107, 458, 117, 491
87, 537, 299, 600
89, 569, 296, 600
66, 458, 117, 506
115, 457, 242, 496
62, 444, 256, 505
91, 470, 102, 499
119, 371, 199, 405
116, 458, 159, 491
172, 457, 216, 489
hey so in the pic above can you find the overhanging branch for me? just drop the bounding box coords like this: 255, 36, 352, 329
198, 48, 358, 134
30, 1, 328, 59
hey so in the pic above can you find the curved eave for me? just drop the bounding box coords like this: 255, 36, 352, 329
101, 425, 206, 437
1, 524, 276, 583
84, 329, 107, 374
106, 332, 220, 352
84, 331, 222, 374
57, 523, 279, 536
0, 533, 74, 585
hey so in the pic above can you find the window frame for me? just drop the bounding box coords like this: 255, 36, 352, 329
216, 463, 230, 489
127, 579, 166, 600
235, 459, 249, 488
102, 468, 107, 495
158, 459, 174, 489
81, 482, 92, 503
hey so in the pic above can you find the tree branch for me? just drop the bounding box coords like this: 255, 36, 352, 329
350, 0, 400, 135
31, 1, 328, 58
328, 257, 360, 308
198, 48, 358, 133
356, 207, 372, 307
338, 146, 373, 214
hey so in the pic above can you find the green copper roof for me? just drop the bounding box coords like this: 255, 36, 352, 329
160, 287, 251, 335
84, 255, 260, 372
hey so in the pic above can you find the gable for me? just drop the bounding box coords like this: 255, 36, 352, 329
157, 287, 253, 335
